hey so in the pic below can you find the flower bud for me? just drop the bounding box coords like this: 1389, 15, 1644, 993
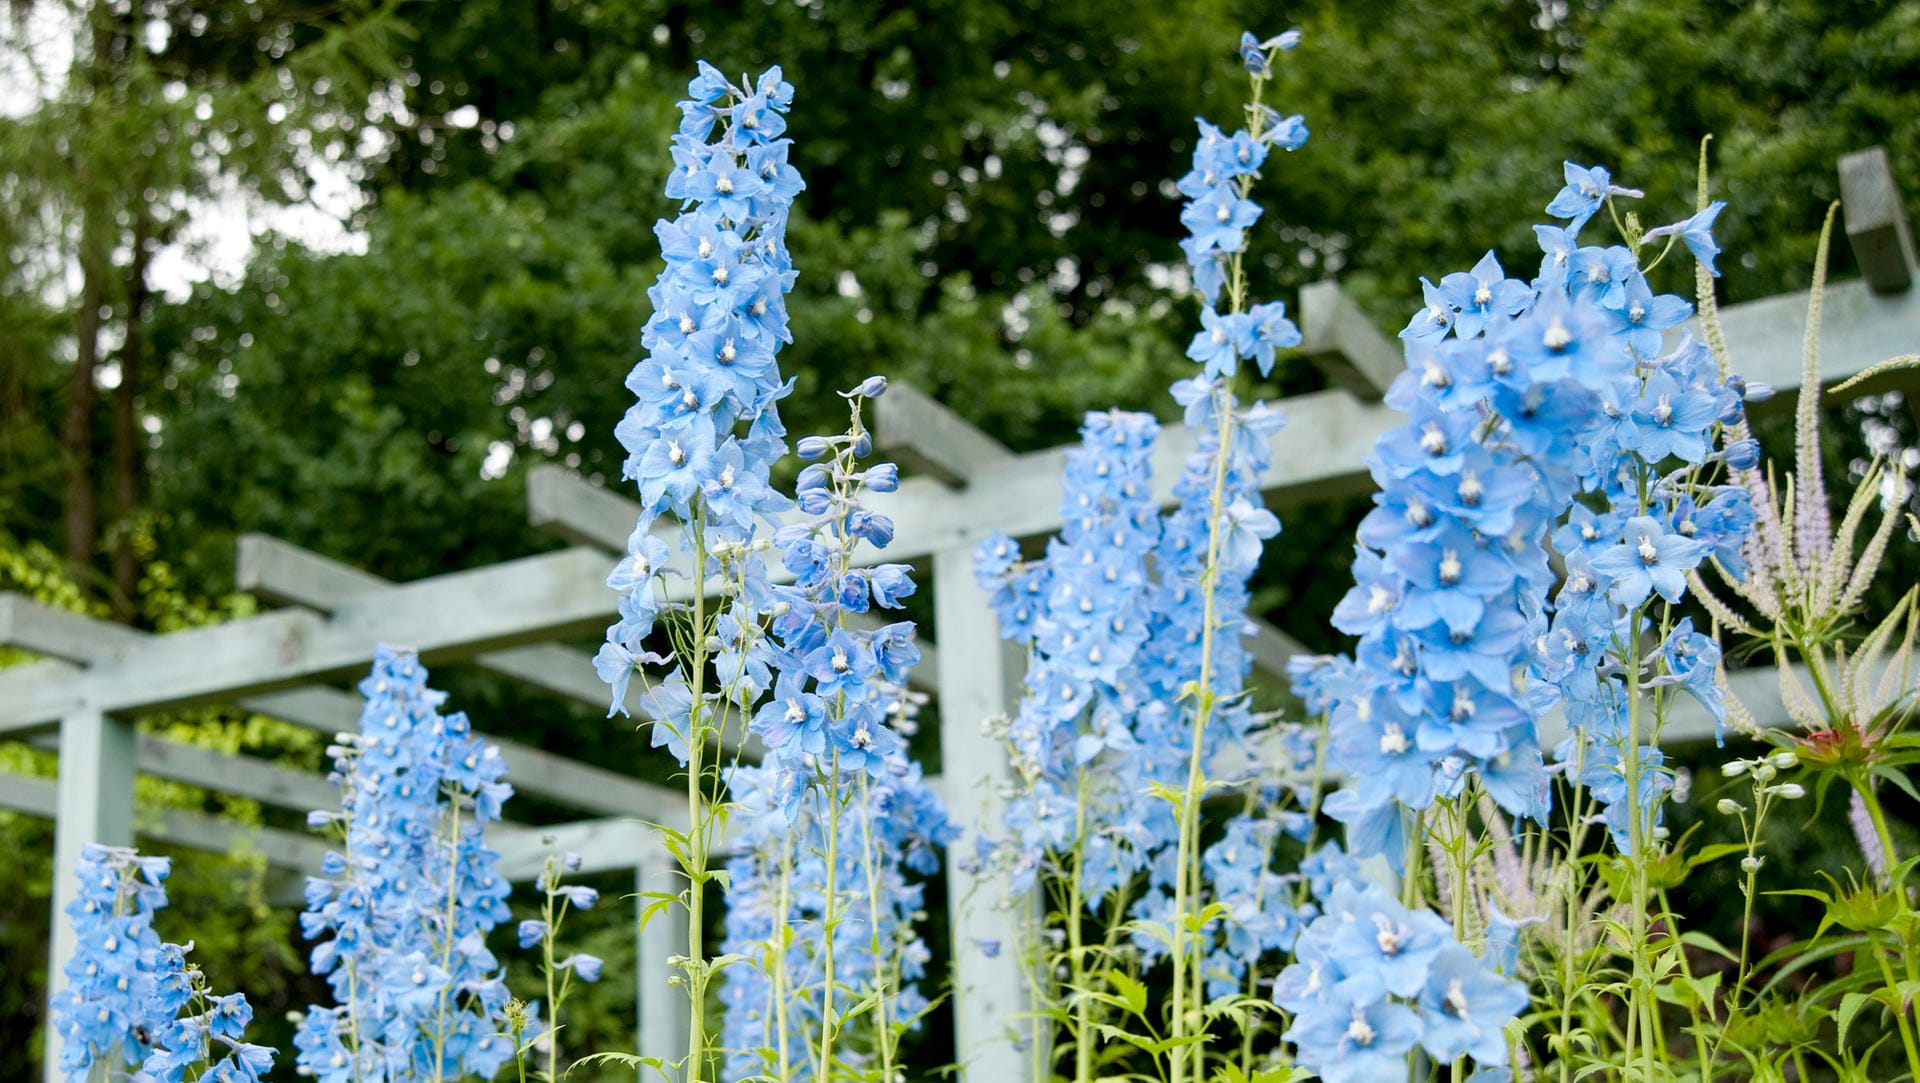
1768, 751, 1799, 769
1721, 760, 1750, 778
1752, 763, 1777, 783
866, 462, 900, 492
851, 375, 888, 398
1768, 783, 1806, 800
796, 435, 831, 460
1740, 855, 1763, 874
1715, 798, 1745, 816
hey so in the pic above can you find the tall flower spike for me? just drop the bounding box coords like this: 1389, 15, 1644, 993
295, 646, 515, 1082
974, 409, 1163, 898
596, 63, 805, 731
51, 845, 276, 1083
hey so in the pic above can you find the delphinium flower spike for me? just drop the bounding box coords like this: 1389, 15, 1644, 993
590, 59, 805, 1077
50, 844, 276, 1083
294, 646, 515, 1081
717, 380, 949, 1082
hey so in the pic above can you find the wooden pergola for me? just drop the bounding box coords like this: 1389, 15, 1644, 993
3, 148, 1915, 1083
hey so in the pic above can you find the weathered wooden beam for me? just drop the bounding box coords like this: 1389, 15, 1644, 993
0, 594, 684, 823
874, 380, 1017, 487
635, 851, 690, 1061
0, 546, 613, 729
1839, 147, 1915, 295
238, 534, 649, 719
493, 815, 656, 880
1298, 280, 1404, 399
6, 770, 338, 875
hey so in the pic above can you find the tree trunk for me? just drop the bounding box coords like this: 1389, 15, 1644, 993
62, 251, 103, 587
110, 214, 152, 619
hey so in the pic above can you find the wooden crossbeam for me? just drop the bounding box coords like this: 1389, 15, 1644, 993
1298, 280, 1405, 399
0, 772, 329, 873
0, 546, 612, 730
0, 593, 685, 823
237, 533, 650, 722
874, 380, 1017, 486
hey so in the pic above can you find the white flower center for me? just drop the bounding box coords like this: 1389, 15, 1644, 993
1438, 548, 1463, 585
1446, 977, 1470, 1016
1474, 283, 1492, 305
1637, 533, 1659, 565
1457, 470, 1483, 505
1419, 423, 1449, 456
668, 440, 686, 467
831, 647, 849, 672
1543, 317, 1572, 350
1379, 722, 1408, 755
1346, 1012, 1377, 1047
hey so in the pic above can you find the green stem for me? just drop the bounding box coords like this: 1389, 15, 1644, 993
818, 752, 845, 1083
772, 830, 794, 1083
1870, 946, 1920, 1081
685, 512, 712, 1083
858, 773, 898, 1082
1166, 385, 1237, 1083
1069, 783, 1093, 1083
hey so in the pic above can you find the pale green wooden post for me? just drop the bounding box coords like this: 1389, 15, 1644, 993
933, 546, 1031, 1083
45, 709, 136, 1083
636, 851, 689, 1079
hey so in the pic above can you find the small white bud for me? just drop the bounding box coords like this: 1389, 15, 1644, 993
1768, 751, 1799, 770
1768, 783, 1806, 800
1752, 763, 1777, 783
1740, 855, 1763, 874
1715, 798, 1745, 816
1721, 760, 1750, 778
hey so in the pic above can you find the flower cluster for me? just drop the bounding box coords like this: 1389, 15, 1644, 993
1275, 849, 1528, 1083
1527, 167, 1756, 847
1324, 160, 1758, 858
974, 409, 1164, 897
1196, 812, 1314, 1000
742, 380, 919, 808
596, 61, 806, 734
718, 745, 953, 1082
294, 647, 516, 1081
50, 845, 275, 1083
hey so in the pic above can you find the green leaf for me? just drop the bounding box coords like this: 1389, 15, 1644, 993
1103, 968, 1148, 1017
1837, 991, 1872, 1048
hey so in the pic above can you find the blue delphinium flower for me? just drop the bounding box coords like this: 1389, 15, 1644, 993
595, 62, 807, 737
1274, 846, 1528, 1082
50, 845, 275, 1083
973, 409, 1164, 899
743, 380, 919, 805
715, 382, 947, 1081
295, 646, 516, 1081
719, 706, 954, 1082
1326, 159, 1760, 860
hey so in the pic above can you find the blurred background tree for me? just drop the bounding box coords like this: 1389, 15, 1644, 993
2, 0, 1917, 1078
